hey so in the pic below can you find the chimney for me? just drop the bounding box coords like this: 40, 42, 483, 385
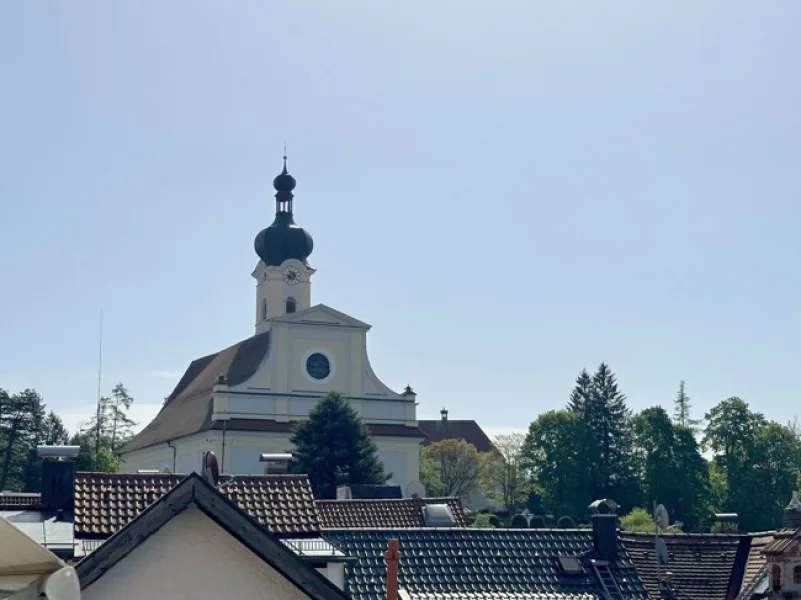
782, 492, 801, 529
38, 446, 80, 510
440, 408, 448, 422
589, 499, 619, 560
260, 453, 293, 475
335, 471, 351, 499
384, 538, 400, 600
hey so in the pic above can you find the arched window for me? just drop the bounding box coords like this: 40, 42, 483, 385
286, 297, 297, 313
262, 299, 268, 320
794, 565, 801, 584
772, 564, 782, 590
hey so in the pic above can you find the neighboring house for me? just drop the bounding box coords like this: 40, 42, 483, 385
118, 158, 425, 490
316, 497, 467, 529
418, 409, 497, 510
0, 492, 75, 561
622, 532, 750, 600
72, 471, 349, 588
75, 473, 347, 600
737, 494, 801, 599
325, 507, 650, 600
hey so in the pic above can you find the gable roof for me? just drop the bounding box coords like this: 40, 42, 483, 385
621, 532, 750, 600
271, 303, 371, 329
121, 331, 271, 452
417, 420, 496, 453
75, 472, 347, 600
325, 528, 649, 600
73, 472, 321, 539
316, 498, 467, 529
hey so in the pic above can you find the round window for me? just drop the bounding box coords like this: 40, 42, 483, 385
305, 353, 331, 380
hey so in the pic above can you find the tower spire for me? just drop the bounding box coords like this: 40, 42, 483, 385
283, 142, 288, 172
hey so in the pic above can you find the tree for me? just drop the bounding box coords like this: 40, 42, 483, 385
419, 445, 445, 496
672, 381, 700, 432
471, 513, 496, 528
569, 363, 640, 511
69, 431, 119, 473
0, 389, 46, 491
109, 383, 137, 451
632, 406, 709, 528
620, 507, 655, 533
482, 433, 528, 515
290, 392, 389, 498
522, 410, 587, 519
703, 397, 801, 531
424, 440, 483, 500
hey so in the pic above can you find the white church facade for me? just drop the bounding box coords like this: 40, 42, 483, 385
119, 156, 423, 491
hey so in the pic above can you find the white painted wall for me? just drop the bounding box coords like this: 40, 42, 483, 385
82, 505, 320, 600
120, 430, 421, 490
316, 564, 345, 591
254, 259, 314, 334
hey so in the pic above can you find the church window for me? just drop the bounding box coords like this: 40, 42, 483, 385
794, 565, 801, 584
262, 299, 268, 320
772, 564, 782, 589
286, 297, 297, 313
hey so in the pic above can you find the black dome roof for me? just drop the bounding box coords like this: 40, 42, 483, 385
254, 157, 313, 267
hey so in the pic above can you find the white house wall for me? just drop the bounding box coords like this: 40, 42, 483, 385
120, 430, 420, 489
81, 505, 321, 600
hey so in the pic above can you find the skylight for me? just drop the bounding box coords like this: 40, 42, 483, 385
558, 556, 585, 575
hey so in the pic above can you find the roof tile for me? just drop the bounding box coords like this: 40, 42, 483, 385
73, 472, 320, 538
317, 498, 467, 529
326, 528, 649, 600
621, 532, 748, 600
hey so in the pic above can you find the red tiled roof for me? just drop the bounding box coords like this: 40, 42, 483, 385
316, 497, 467, 529
417, 420, 496, 453
621, 532, 749, 600
73, 471, 320, 538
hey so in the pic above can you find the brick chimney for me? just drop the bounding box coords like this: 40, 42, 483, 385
782, 491, 801, 529
385, 538, 400, 600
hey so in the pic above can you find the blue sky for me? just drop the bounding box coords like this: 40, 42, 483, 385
1, 2, 799, 436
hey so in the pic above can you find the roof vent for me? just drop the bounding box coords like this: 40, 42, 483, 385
422, 504, 455, 527
557, 556, 585, 575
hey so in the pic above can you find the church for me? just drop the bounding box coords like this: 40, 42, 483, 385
120, 157, 424, 491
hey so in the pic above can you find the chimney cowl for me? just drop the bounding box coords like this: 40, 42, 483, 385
440, 408, 448, 421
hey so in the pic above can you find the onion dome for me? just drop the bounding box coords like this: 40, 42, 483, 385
254, 155, 314, 267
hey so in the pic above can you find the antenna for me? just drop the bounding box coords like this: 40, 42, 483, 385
94, 310, 103, 457
654, 501, 670, 592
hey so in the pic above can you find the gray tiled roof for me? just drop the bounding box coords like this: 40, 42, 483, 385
406, 593, 597, 600
324, 529, 649, 600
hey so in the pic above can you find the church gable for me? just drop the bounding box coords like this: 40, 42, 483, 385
272, 304, 371, 330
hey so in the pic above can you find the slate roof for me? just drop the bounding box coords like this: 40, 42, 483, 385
316, 498, 467, 529
75, 473, 348, 600
73, 471, 321, 538
418, 420, 496, 453
325, 528, 650, 600
621, 532, 750, 600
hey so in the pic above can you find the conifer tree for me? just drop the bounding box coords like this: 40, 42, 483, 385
290, 392, 389, 498
673, 381, 700, 432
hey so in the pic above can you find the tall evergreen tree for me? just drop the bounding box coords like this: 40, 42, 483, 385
290, 392, 389, 498
569, 363, 640, 511
0, 389, 46, 491
673, 381, 700, 432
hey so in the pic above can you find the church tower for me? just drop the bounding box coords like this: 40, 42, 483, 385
252, 155, 315, 334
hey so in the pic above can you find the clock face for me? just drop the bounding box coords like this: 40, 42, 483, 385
282, 266, 301, 286
305, 353, 331, 380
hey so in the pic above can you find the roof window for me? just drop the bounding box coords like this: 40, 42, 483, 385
421, 504, 455, 527
557, 556, 585, 575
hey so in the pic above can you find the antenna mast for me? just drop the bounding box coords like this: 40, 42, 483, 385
94, 310, 104, 457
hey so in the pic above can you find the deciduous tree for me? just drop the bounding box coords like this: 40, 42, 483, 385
481, 433, 528, 514
424, 439, 483, 500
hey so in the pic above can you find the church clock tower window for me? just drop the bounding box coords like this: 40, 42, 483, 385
262, 299, 268, 320
286, 297, 297, 313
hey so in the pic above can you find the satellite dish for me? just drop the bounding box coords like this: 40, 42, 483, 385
655, 504, 669, 529
405, 481, 425, 499
202, 451, 219, 486
656, 537, 669, 565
